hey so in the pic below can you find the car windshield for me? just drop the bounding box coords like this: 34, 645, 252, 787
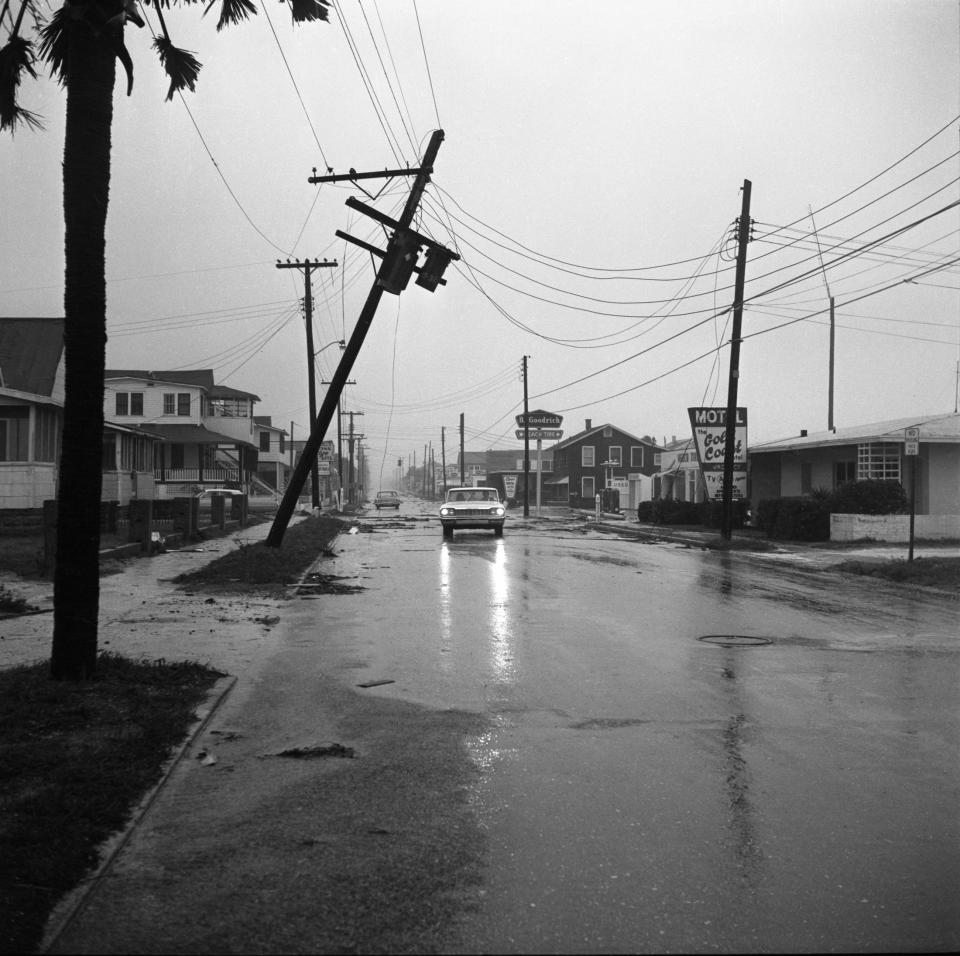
448, 489, 498, 502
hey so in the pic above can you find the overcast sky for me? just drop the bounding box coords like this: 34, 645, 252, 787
2, 0, 959, 489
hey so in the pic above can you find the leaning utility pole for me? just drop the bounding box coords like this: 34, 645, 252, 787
267, 130, 457, 545
720, 180, 753, 541
275, 258, 337, 509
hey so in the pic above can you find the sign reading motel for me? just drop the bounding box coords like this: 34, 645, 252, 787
688, 406, 748, 500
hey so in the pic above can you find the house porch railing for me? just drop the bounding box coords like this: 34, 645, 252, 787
153, 466, 240, 484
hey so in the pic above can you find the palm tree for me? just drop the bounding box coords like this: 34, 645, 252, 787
1, 0, 330, 679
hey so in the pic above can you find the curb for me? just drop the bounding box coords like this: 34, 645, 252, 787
39, 673, 239, 954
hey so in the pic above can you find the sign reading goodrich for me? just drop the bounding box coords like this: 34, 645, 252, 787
688, 407, 748, 501
516, 409, 563, 428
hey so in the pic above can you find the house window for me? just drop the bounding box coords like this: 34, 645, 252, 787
114, 391, 142, 416
857, 442, 900, 481
207, 398, 250, 418
259, 431, 271, 453
603, 427, 612, 438
608, 445, 622, 465
163, 394, 175, 415
835, 460, 856, 487
279, 434, 286, 454
800, 462, 813, 494
0, 406, 29, 461
34, 408, 59, 463
582, 476, 595, 498
177, 393, 191, 417
631, 446, 644, 468
582, 446, 595, 467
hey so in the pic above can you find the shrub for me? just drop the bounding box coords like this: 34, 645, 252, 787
830, 479, 907, 515
756, 496, 831, 540
650, 498, 701, 525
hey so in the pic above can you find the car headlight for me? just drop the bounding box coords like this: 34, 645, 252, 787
440, 507, 452, 516
492, 507, 504, 516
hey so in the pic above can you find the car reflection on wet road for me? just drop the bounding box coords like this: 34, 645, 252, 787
318, 510, 960, 954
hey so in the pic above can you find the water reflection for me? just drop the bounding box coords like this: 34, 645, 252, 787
438, 543, 453, 667
436, 539, 515, 684
488, 540, 514, 682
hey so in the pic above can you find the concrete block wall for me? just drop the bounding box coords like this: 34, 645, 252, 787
831, 513, 960, 542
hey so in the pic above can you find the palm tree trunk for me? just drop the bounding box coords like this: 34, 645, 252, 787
50, 19, 116, 680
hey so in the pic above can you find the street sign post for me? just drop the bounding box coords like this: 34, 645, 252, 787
905, 427, 920, 560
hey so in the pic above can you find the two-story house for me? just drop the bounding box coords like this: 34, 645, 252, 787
104, 370, 260, 496
547, 419, 662, 510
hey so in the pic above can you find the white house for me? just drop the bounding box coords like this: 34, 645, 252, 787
104, 369, 260, 496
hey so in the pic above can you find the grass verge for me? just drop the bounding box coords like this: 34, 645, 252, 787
837, 554, 960, 589
0, 653, 225, 954
1, 514, 351, 952
175, 514, 352, 595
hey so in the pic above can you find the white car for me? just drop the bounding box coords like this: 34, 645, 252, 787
438, 487, 505, 538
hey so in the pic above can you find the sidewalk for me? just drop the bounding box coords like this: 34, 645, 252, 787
0, 516, 301, 675
38, 521, 484, 955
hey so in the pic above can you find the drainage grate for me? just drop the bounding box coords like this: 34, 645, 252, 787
698, 634, 773, 647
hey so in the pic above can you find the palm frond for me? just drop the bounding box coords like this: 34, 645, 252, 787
37, 7, 67, 86
203, 0, 258, 32
0, 33, 44, 132
153, 35, 201, 101
289, 0, 329, 24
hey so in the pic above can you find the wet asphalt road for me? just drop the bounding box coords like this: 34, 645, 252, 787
323, 504, 960, 954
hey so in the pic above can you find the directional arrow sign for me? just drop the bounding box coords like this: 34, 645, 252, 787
516, 429, 563, 441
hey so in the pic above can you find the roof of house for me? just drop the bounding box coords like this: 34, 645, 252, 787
751, 412, 960, 453
551, 422, 659, 451
0, 317, 64, 397
253, 416, 288, 435
147, 422, 257, 449
105, 369, 259, 402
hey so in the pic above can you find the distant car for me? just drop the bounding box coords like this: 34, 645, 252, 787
438, 486, 505, 538
374, 490, 401, 509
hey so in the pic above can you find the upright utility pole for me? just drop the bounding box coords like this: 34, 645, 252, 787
828, 295, 836, 431
459, 413, 465, 485
322, 376, 355, 510
721, 180, 752, 541
441, 427, 448, 496
268, 130, 452, 546
275, 258, 337, 509
522, 355, 530, 517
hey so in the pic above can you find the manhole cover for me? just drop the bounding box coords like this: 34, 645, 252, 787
698, 634, 773, 647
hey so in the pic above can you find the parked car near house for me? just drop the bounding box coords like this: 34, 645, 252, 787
438, 486, 505, 538
374, 490, 401, 509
